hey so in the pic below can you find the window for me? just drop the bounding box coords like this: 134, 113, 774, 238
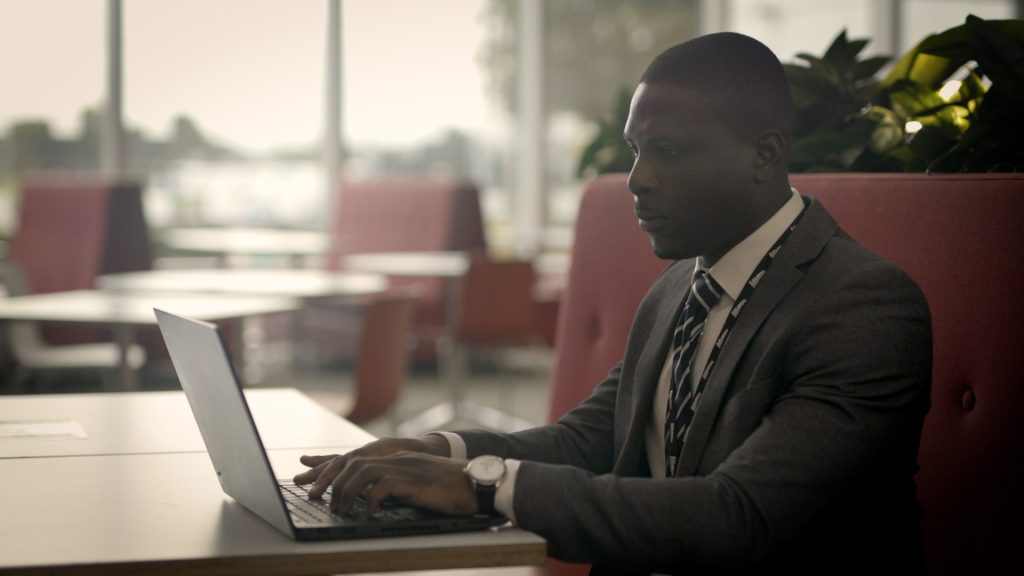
124, 0, 325, 229
0, 0, 105, 234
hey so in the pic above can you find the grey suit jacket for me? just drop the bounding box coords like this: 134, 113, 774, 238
457, 198, 932, 575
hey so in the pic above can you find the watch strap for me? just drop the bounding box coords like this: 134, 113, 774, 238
474, 481, 497, 515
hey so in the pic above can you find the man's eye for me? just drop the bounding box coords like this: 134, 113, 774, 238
659, 146, 679, 158
627, 145, 639, 158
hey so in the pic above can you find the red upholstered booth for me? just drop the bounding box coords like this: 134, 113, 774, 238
545, 172, 1024, 575
8, 174, 151, 296
791, 173, 1024, 576
6, 174, 152, 345
547, 174, 666, 423
541, 174, 666, 576
326, 179, 487, 359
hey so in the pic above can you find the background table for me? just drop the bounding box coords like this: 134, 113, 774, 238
0, 290, 298, 390
0, 388, 546, 575
159, 227, 329, 267
96, 269, 386, 302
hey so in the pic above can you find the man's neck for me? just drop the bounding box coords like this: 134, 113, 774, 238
700, 182, 794, 268
699, 183, 793, 268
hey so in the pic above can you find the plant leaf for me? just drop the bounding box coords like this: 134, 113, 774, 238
851, 56, 891, 81
888, 79, 946, 118
964, 16, 1024, 103
822, 29, 849, 64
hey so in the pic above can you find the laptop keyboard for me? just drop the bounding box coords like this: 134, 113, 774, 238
278, 480, 421, 524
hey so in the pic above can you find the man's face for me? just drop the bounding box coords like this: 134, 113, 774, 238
623, 82, 756, 262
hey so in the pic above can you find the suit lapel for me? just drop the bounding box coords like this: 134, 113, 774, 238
675, 198, 838, 476
613, 260, 694, 475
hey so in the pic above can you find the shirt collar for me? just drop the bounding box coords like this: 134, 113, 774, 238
697, 188, 804, 302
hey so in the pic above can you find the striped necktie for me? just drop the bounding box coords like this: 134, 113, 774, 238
665, 269, 724, 477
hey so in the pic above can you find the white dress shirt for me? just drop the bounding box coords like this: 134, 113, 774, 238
438, 188, 805, 520
645, 188, 804, 478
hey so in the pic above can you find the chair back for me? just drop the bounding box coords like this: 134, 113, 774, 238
547, 174, 666, 423
8, 174, 151, 294
6, 174, 151, 346
327, 179, 487, 264
457, 256, 541, 346
790, 172, 1024, 576
327, 179, 487, 359
347, 291, 419, 424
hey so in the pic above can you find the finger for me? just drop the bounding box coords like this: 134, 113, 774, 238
331, 458, 388, 513
362, 476, 416, 515
308, 458, 348, 499
299, 454, 338, 467
294, 455, 342, 481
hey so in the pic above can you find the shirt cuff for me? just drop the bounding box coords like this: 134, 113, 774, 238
428, 431, 467, 460
495, 459, 521, 524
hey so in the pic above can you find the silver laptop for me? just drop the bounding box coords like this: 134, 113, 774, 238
154, 308, 505, 541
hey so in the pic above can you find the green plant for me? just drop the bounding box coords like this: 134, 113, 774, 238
575, 86, 635, 179
784, 30, 894, 172
876, 15, 1024, 171
786, 15, 1024, 173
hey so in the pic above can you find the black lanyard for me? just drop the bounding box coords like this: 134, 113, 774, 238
685, 206, 807, 413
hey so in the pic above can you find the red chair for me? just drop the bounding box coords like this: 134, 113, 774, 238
790, 173, 1024, 576
457, 256, 543, 348
8, 174, 151, 298
5, 174, 151, 350
326, 179, 487, 360
540, 174, 666, 575
547, 174, 666, 423
302, 290, 419, 429
454, 255, 549, 432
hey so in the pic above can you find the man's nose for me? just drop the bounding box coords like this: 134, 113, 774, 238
627, 158, 655, 197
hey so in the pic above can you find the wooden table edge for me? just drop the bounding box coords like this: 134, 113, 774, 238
0, 541, 548, 576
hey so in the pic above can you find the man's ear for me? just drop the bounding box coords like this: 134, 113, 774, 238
749, 129, 786, 183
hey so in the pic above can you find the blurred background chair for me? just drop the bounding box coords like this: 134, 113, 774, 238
451, 254, 549, 431
533, 173, 666, 576
326, 178, 487, 362
0, 260, 146, 392
5, 174, 152, 347
302, 290, 419, 431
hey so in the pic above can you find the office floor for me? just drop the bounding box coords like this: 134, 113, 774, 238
268, 348, 555, 438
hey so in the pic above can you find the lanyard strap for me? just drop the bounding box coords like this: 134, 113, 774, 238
687, 205, 807, 405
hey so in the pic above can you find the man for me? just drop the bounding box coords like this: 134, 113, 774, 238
295, 32, 932, 574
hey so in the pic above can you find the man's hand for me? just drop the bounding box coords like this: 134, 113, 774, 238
294, 435, 477, 516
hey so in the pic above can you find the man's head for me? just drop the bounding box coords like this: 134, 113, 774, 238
624, 32, 794, 263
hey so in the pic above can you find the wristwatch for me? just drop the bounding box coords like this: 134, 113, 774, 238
463, 455, 506, 516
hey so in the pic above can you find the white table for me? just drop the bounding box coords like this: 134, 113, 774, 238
159, 227, 329, 267
0, 291, 298, 390
96, 269, 386, 301
343, 252, 536, 435
0, 388, 374, 459
96, 269, 390, 373
0, 389, 546, 575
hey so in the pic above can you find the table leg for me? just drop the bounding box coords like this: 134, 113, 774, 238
114, 325, 138, 391
396, 277, 464, 436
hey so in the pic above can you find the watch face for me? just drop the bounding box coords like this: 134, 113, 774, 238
468, 455, 505, 484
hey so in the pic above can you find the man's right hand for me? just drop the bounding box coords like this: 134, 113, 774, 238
293, 435, 452, 500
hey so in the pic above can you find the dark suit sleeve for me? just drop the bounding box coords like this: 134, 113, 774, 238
500, 260, 932, 571
457, 361, 622, 473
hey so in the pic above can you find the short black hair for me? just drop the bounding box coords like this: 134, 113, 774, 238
640, 32, 794, 141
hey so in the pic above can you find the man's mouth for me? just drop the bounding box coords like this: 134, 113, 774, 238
637, 211, 667, 232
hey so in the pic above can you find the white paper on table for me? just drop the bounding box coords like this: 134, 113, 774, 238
0, 420, 88, 440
